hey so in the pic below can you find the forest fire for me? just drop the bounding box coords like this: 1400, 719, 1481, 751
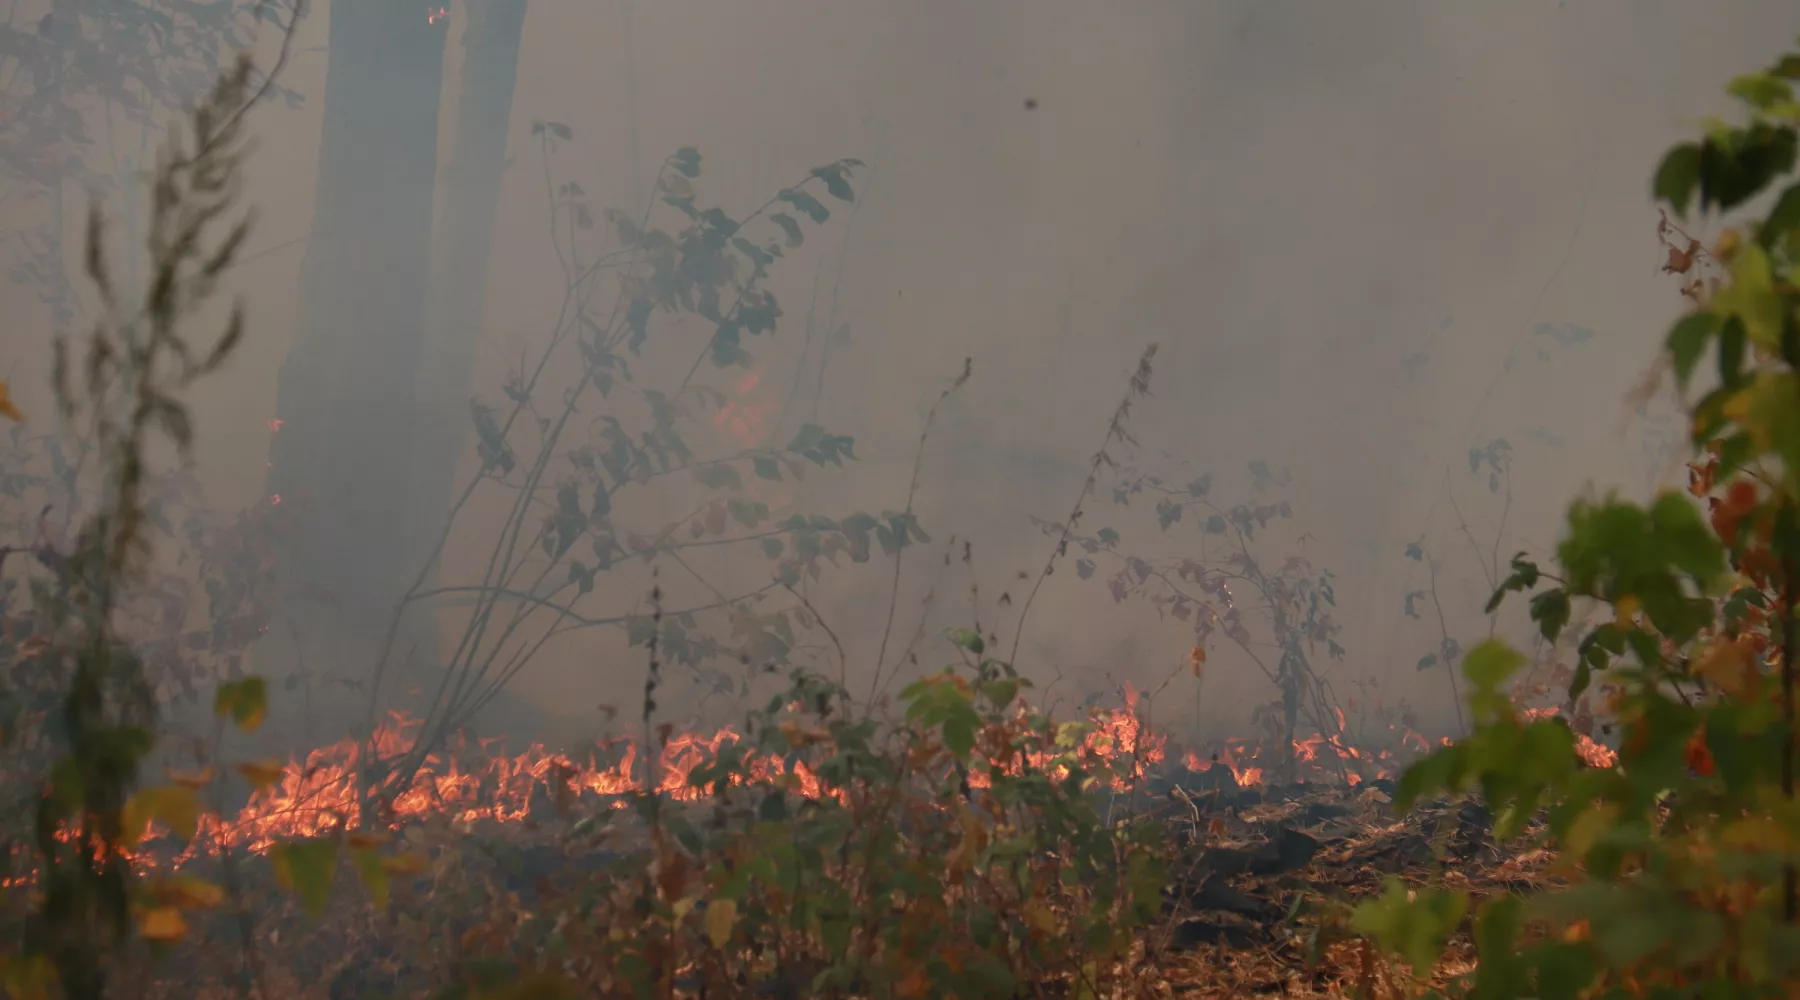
18, 676, 1612, 889
94, 692, 1167, 872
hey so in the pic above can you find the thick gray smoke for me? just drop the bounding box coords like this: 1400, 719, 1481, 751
4, 0, 1796, 749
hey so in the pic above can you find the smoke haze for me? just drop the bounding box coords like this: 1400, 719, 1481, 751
5, 0, 1796, 748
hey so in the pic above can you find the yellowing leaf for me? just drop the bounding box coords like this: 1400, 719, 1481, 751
703, 898, 737, 948
0, 380, 22, 422
1614, 595, 1642, 629
380, 851, 430, 875
1, 954, 57, 1000
1713, 243, 1784, 349
1023, 899, 1060, 936
1693, 638, 1763, 702
1189, 645, 1207, 679
1721, 816, 1796, 852
1713, 227, 1742, 261
167, 766, 216, 790
235, 758, 286, 793
351, 846, 390, 910
1723, 372, 1800, 484
138, 907, 189, 943
157, 875, 226, 910
671, 896, 697, 922
213, 676, 268, 733
124, 784, 201, 845
1564, 803, 1619, 857
270, 838, 339, 917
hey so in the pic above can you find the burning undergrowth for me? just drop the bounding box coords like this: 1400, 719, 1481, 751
6, 661, 1545, 1000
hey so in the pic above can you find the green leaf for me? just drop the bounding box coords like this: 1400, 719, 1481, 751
948, 628, 985, 654
752, 455, 781, 481
1711, 244, 1784, 350
1532, 943, 1598, 1000
769, 212, 803, 247
1665, 311, 1720, 388
942, 715, 976, 759
1471, 896, 1527, 997
1729, 72, 1795, 110
351, 846, 390, 909
1463, 639, 1526, 693
760, 537, 784, 558
810, 163, 856, 202
694, 463, 743, 491
1698, 124, 1797, 214
1529, 589, 1572, 642
779, 188, 830, 224
1760, 181, 1800, 247
124, 784, 202, 845
214, 676, 268, 733
270, 838, 340, 917
1350, 879, 1468, 977
1653, 143, 1702, 216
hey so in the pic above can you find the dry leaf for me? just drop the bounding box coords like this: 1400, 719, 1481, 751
167, 767, 216, 790
139, 907, 189, 943
380, 852, 430, 875
1693, 637, 1762, 702
0, 380, 21, 422
156, 876, 226, 910
704, 898, 737, 948
235, 758, 286, 793
1663, 239, 1699, 275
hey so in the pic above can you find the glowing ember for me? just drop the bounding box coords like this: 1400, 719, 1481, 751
426, 5, 449, 25
712, 368, 777, 448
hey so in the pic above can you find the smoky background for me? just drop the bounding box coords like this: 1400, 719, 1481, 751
2, 0, 1789, 753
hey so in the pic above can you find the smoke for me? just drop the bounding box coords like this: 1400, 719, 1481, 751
4, 0, 1798, 748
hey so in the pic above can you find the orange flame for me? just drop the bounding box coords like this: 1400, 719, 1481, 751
712, 368, 776, 449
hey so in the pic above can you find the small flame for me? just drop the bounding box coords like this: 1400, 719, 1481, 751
25, 700, 1159, 881
267, 418, 284, 433
712, 368, 775, 448
426, 5, 448, 24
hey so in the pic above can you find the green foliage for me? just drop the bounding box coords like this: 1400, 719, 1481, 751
380, 137, 900, 793
1057, 463, 1348, 779
0, 49, 411, 999
427, 663, 1168, 1000
1355, 38, 1800, 996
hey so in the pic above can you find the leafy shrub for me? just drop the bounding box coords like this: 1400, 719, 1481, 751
1353, 39, 1800, 998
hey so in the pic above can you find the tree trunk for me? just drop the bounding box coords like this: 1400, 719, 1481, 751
265, 0, 449, 708
403, 0, 528, 584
